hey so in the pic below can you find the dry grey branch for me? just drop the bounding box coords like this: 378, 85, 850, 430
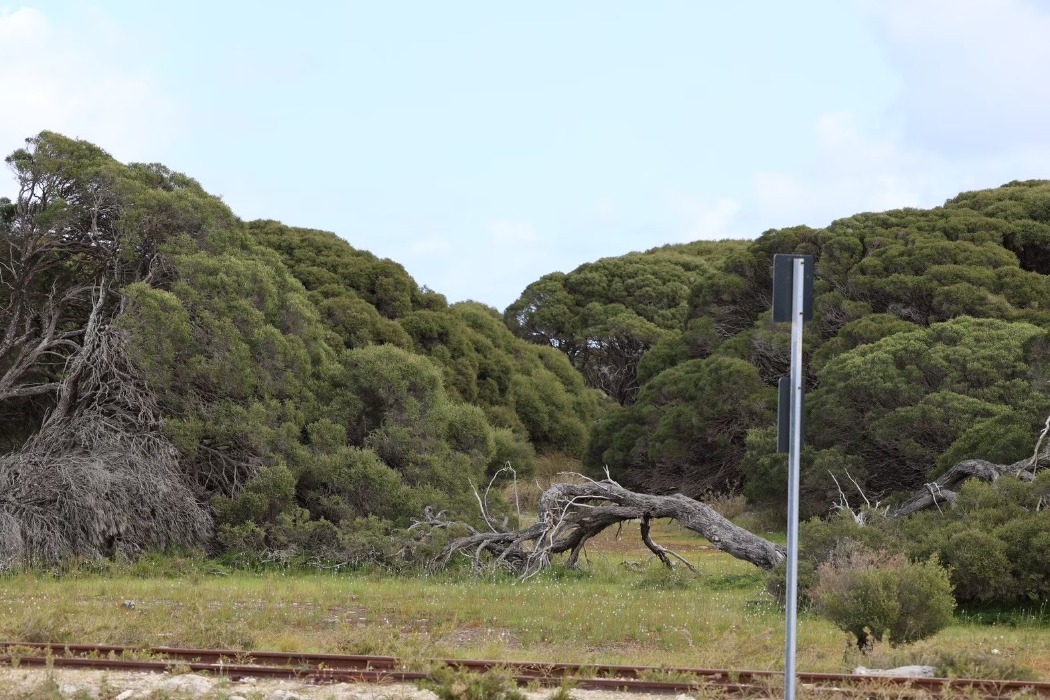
893, 430, 1050, 518
0, 316, 210, 570
431, 477, 784, 580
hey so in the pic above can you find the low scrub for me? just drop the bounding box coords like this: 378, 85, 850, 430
422, 667, 528, 700
773, 474, 1050, 610
810, 546, 955, 650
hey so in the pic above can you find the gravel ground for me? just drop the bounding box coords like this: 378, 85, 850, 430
0, 667, 694, 700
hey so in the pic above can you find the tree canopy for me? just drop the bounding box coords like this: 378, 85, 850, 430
0, 132, 601, 568
504, 242, 747, 404
580, 181, 1050, 506
4, 130, 1050, 570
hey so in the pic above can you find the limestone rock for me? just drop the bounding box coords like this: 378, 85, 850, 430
853, 665, 936, 678
157, 673, 216, 695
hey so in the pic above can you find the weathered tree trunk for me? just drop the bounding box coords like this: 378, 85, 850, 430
431, 479, 784, 580
432, 419, 1050, 579
893, 445, 1047, 518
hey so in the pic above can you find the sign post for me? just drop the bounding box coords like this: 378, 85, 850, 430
772, 254, 812, 700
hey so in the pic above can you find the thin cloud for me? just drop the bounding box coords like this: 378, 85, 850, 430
753, 111, 925, 227
864, 0, 1050, 156
740, 3, 1050, 235
0, 6, 176, 169
671, 195, 742, 242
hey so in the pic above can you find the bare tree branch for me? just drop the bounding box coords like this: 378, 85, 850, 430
639, 512, 699, 573
893, 431, 1049, 518
432, 478, 784, 580
0, 318, 210, 570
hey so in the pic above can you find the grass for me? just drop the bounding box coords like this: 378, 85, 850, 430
0, 520, 1047, 682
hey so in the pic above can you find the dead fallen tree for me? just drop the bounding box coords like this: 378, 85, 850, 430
893, 418, 1050, 517
430, 415, 1050, 579
428, 477, 784, 580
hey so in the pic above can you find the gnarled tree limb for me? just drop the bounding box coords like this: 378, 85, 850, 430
432, 478, 784, 580
893, 444, 1048, 518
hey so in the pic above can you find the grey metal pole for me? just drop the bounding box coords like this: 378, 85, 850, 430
784, 256, 805, 700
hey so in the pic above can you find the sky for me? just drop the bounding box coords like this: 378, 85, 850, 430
2, 1, 1049, 310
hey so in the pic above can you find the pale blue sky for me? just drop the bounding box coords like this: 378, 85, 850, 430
3, 1, 1050, 309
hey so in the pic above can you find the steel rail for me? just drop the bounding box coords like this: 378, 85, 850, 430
1, 641, 1047, 697
0, 653, 764, 696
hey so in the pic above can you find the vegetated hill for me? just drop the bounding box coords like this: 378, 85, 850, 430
0, 132, 602, 569
4, 129, 1048, 572
561, 180, 1050, 510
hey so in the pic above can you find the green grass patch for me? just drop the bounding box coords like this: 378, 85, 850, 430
0, 520, 1046, 680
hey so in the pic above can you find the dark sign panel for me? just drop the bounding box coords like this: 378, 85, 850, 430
772, 254, 814, 322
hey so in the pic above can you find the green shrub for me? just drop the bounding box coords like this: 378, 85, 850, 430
216, 522, 268, 566
939, 529, 1015, 603
789, 476, 1050, 608
810, 546, 955, 649
766, 511, 891, 604
422, 667, 527, 700
487, 428, 537, 482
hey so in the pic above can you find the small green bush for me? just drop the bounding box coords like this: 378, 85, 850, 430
765, 511, 890, 605
811, 546, 955, 649
422, 667, 527, 700
786, 476, 1050, 608
939, 528, 1015, 602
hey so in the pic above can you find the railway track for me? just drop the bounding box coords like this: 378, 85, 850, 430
1, 641, 1047, 697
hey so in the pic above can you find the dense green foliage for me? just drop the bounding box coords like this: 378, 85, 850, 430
783, 473, 1050, 608
541, 182, 1050, 502
898, 474, 1050, 604
0, 132, 600, 567
587, 355, 772, 494
4, 128, 1050, 598
250, 220, 600, 459
505, 242, 746, 405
